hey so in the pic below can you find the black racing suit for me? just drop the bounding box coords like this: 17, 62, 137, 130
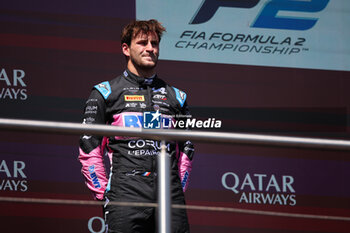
79, 69, 194, 232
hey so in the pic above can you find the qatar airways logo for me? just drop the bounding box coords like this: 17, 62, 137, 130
87, 216, 105, 233
0, 160, 28, 192
222, 172, 296, 206
0, 68, 28, 100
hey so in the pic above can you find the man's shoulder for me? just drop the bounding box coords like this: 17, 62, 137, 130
93, 75, 123, 100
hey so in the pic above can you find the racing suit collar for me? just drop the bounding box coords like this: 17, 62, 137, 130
123, 68, 156, 85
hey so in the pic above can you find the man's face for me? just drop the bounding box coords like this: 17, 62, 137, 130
123, 31, 160, 72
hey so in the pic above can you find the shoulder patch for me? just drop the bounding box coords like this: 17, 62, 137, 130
94, 81, 111, 99
172, 87, 187, 107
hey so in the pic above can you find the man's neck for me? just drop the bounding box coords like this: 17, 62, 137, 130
127, 64, 156, 78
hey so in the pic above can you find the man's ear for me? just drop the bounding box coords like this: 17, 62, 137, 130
122, 43, 130, 57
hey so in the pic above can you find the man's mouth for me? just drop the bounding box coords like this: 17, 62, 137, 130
143, 55, 154, 60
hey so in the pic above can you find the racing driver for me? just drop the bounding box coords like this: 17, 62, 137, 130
78, 19, 194, 232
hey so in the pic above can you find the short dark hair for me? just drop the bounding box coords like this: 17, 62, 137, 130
121, 19, 166, 46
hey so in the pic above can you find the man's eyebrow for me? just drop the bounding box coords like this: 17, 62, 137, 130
135, 38, 148, 43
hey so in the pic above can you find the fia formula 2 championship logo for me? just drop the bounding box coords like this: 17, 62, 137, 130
190, 0, 330, 30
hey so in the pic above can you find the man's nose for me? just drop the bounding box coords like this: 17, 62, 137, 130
145, 42, 154, 51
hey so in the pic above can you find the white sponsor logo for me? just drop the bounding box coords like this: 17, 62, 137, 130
125, 103, 138, 108
0, 160, 28, 192
128, 139, 171, 151
222, 172, 296, 206
153, 94, 167, 100
88, 216, 105, 233
153, 87, 167, 94
0, 68, 28, 100
85, 105, 98, 114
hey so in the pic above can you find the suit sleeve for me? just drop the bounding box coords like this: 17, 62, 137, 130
78, 89, 108, 200
177, 100, 195, 192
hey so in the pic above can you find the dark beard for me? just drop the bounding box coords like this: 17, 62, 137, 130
131, 57, 158, 71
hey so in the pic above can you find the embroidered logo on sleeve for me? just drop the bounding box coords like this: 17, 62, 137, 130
173, 87, 187, 107
181, 171, 189, 189
94, 81, 111, 99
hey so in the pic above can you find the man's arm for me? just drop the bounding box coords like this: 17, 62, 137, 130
78, 89, 109, 200
177, 101, 195, 192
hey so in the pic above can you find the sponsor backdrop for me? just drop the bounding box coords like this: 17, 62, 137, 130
1, 0, 350, 232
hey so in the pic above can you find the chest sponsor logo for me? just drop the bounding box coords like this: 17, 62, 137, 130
124, 95, 145, 101
123, 113, 172, 128
127, 139, 171, 157
153, 87, 167, 95
125, 103, 138, 108
152, 100, 170, 107
123, 87, 140, 91
153, 94, 167, 101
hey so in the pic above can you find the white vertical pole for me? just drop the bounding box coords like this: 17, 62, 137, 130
158, 140, 171, 233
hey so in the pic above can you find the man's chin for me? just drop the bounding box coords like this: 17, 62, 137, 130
140, 62, 157, 70
131, 59, 157, 72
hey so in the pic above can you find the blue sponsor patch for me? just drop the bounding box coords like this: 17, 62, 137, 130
173, 87, 186, 107
123, 114, 143, 128
88, 165, 95, 173
88, 165, 101, 189
181, 170, 189, 189
122, 113, 172, 128
95, 81, 111, 99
